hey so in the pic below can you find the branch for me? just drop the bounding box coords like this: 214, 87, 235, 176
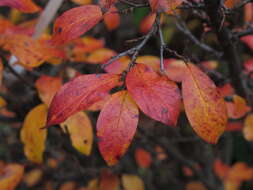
234, 26, 253, 37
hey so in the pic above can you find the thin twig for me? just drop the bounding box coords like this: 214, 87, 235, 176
157, 16, 166, 72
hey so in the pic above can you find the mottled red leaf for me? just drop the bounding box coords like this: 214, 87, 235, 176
182, 64, 227, 144
0, 0, 41, 13
97, 90, 139, 165
126, 63, 181, 126
52, 5, 103, 44
47, 74, 121, 127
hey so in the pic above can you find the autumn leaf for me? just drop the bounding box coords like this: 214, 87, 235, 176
35, 75, 62, 106
99, 0, 117, 9
224, 0, 241, 8
99, 170, 119, 190
164, 59, 188, 82
52, 5, 103, 44
21, 104, 48, 163
241, 35, 253, 50
244, 3, 253, 23
86, 48, 116, 64
0, 163, 24, 190
61, 112, 93, 156
225, 95, 251, 119
97, 90, 139, 165
140, 13, 157, 34
122, 175, 145, 190
104, 6, 120, 31
103, 56, 130, 74
0, 59, 3, 87
47, 74, 121, 127
148, 0, 183, 14
135, 148, 152, 168
136, 55, 160, 71
0, 0, 41, 13
186, 181, 207, 190
182, 63, 227, 144
0, 34, 65, 68
243, 114, 253, 141
71, 0, 92, 5
126, 63, 181, 126
23, 169, 43, 187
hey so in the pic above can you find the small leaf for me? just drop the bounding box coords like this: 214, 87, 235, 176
104, 6, 120, 31
52, 5, 103, 44
148, 0, 182, 14
86, 48, 116, 64
243, 114, 253, 141
97, 90, 139, 165
99, 170, 119, 190
135, 148, 152, 168
139, 13, 156, 34
0, 164, 24, 190
35, 75, 62, 106
99, 0, 117, 9
182, 64, 227, 144
122, 175, 145, 190
186, 181, 207, 190
126, 63, 181, 126
61, 112, 93, 155
21, 104, 48, 163
47, 74, 121, 126
0, 0, 40, 13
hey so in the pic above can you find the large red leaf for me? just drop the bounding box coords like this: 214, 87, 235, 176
0, 0, 41, 13
126, 64, 181, 126
97, 90, 139, 165
182, 64, 227, 144
52, 5, 103, 44
47, 74, 121, 126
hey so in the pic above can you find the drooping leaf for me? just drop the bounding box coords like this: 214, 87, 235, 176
135, 148, 152, 168
104, 6, 120, 31
243, 114, 253, 141
103, 56, 130, 74
52, 5, 103, 44
47, 74, 121, 126
226, 95, 251, 119
182, 64, 227, 144
35, 75, 62, 106
139, 13, 156, 34
122, 175, 145, 190
61, 112, 93, 155
126, 63, 181, 126
21, 104, 48, 163
148, 0, 183, 14
164, 59, 188, 82
97, 90, 139, 165
136, 55, 160, 71
0, 163, 24, 190
0, 0, 41, 13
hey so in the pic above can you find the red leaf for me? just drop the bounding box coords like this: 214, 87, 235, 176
126, 64, 181, 126
139, 13, 156, 34
104, 6, 120, 31
0, 0, 41, 13
182, 64, 227, 144
52, 5, 103, 45
47, 74, 121, 127
99, 0, 117, 9
148, 0, 182, 14
97, 90, 139, 165
135, 148, 152, 168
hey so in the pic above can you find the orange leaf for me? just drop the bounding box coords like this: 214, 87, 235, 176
0, 34, 65, 68
71, 0, 92, 5
21, 104, 48, 163
61, 112, 93, 155
135, 148, 152, 168
35, 75, 62, 106
99, 170, 119, 190
244, 3, 253, 23
0, 164, 24, 190
122, 175, 145, 190
52, 5, 103, 44
23, 169, 43, 187
243, 114, 253, 141
0, 59, 3, 87
185, 181, 207, 190
226, 95, 251, 119
86, 48, 116, 64
224, 0, 241, 8
0, 18, 13, 34
214, 159, 230, 180
217, 83, 235, 97
72, 36, 104, 54
97, 90, 139, 165
104, 6, 120, 31
182, 64, 227, 144
0, 0, 40, 13
148, 0, 183, 14
47, 74, 121, 126
136, 55, 160, 71
126, 64, 181, 126
139, 13, 156, 34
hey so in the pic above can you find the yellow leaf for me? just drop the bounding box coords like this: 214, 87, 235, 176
243, 114, 253, 141
61, 112, 93, 155
23, 169, 43, 187
0, 163, 24, 190
21, 104, 48, 163
122, 175, 145, 190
